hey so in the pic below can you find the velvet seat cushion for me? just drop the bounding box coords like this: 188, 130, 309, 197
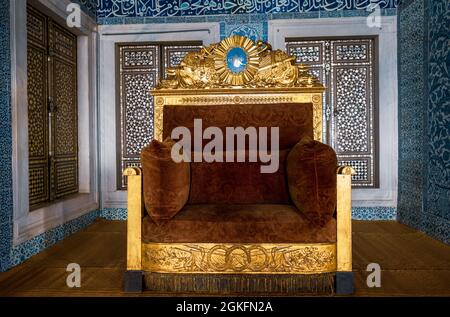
141, 138, 190, 223
142, 204, 336, 244
287, 137, 338, 227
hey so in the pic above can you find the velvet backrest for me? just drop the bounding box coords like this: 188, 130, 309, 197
162, 103, 314, 204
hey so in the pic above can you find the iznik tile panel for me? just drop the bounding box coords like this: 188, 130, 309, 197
92, 0, 399, 18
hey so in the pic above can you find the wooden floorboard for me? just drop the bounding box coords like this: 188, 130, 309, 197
0, 219, 449, 297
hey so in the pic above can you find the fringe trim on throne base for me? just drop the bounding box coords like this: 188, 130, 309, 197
144, 273, 335, 295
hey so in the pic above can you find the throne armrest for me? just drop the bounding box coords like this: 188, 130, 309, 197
123, 167, 144, 271
336, 166, 355, 273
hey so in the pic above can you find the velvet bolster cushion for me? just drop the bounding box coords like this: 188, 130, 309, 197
141, 138, 190, 223
287, 137, 338, 227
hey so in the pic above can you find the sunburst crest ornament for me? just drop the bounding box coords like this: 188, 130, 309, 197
155, 35, 323, 89
214, 35, 264, 86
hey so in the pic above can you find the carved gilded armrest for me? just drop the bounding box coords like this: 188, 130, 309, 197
123, 167, 144, 271
336, 166, 355, 273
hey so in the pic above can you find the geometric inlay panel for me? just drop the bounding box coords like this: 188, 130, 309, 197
117, 44, 159, 190
287, 38, 377, 187
27, 4, 78, 208
117, 42, 201, 189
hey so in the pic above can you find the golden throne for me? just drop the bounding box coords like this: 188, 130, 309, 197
123, 36, 354, 295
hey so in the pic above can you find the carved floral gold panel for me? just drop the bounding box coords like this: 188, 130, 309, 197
142, 243, 336, 274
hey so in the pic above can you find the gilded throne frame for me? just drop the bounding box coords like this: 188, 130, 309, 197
123, 36, 354, 294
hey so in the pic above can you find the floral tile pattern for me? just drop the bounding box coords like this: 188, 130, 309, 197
0, 0, 13, 273
352, 207, 397, 221
99, 208, 128, 221
397, 0, 450, 245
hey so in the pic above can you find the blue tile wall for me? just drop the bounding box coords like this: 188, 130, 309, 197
72, 0, 97, 19
398, 0, 450, 245
425, 0, 450, 244
0, 0, 13, 272
99, 208, 128, 221
352, 207, 397, 221
397, 0, 427, 228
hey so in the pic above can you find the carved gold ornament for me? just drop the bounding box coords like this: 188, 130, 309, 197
156, 35, 323, 90
142, 243, 336, 274
214, 36, 264, 86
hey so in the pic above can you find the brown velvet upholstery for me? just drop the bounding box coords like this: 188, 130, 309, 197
141, 138, 190, 223
287, 137, 338, 227
142, 204, 336, 243
163, 103, 313, 150
163, 103, 313, 204
189, 150, 290, 204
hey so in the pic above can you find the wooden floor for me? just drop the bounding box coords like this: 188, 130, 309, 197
0, 219, 449, 297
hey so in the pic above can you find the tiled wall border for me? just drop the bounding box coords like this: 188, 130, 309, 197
98, 207, 396, 221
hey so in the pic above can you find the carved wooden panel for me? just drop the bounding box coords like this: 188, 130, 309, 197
27, 5, 78, 209
27, 5, 49, 207
50, 21, 78, 199
116, 43, 201, 189
287, 38, 378, 188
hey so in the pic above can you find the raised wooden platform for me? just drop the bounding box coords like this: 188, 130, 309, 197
0, 220, 449, 296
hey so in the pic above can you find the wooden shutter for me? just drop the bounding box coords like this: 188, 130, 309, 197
27, 4, 78, 209
27, 5, 50, 207
48, 21, 78, 199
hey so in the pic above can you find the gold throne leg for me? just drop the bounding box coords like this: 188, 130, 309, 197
336, 166, 355, 295
123, 167, 143, 292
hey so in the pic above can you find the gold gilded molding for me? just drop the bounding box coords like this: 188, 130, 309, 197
153, 92, 323, 142
142, 243, 336, 274
154, 104, 164, 143
154, 35, 323, 90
